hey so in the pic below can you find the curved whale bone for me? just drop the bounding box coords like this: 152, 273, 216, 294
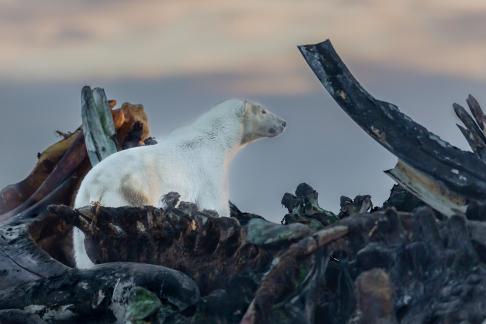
299, 39, 486, 216
0, 262, 200, 323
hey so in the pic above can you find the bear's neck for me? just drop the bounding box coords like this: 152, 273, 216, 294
190, 114, 244, 171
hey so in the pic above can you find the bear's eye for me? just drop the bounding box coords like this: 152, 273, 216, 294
261, 109, 267, 115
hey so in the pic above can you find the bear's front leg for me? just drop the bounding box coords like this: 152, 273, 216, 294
196, 188, 229, 217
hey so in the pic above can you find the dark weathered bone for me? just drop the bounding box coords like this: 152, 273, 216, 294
453, 102, 486, 160
385, 160, 467, 217
298, 39, 486, 213
467, 94, 486, 130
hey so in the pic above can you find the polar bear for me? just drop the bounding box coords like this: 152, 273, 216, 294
73, 99, 286, 268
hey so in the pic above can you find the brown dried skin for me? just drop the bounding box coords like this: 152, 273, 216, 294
0, 130, 81, 214
111, 107, 126, 129
0, 131, 87, 223
113, 102, 150, 146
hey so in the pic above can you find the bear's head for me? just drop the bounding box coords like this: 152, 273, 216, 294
238, 99, 287, 145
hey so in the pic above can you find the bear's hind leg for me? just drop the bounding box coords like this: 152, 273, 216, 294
73, 228, 95, 269
73, 191, 130, 268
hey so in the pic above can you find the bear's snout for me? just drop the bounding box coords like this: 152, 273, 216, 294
267, 117, 286, 137
277, 118, 287, 132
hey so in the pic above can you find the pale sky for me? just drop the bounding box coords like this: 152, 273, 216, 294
1, 0, 484, 221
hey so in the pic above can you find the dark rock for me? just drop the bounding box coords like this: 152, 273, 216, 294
466, 201, 486, 221
352, 269, 397, 324
281, 182, 337, 230
383, 184, 425, 212
356, 243, 394, 272
229, 201, 264, 226
143, 137, 158, 146
160, 192, 181, 209
246, 218, 312, 246
339, 195, 373, 218
468, 220, 486, 263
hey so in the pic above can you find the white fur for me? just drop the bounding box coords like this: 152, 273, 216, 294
73, 99, 286, 268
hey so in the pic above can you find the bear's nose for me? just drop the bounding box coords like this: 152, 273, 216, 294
281, 121, 287, 127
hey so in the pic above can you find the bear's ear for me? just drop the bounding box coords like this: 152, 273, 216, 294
235, 99, 249, 118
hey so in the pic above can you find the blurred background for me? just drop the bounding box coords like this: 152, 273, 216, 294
1, 0, 485, 222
